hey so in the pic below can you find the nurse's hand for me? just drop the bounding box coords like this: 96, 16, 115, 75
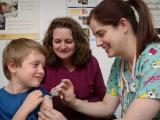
60, 79, 76, 106
38, 108, 67, 120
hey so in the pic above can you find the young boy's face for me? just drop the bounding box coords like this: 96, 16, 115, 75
12, 50, 45, 89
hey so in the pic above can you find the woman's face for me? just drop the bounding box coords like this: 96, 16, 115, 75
90, 18, 127, 58
52, 28, 75, 62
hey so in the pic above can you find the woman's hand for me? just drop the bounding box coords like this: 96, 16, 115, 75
38, 108, 67, 120
59, 79, 76, 106
50, 82, 65, 97
49, 79, 76, 106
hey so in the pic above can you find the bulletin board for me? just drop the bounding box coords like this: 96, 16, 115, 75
0, 0, 39, 40
67, 0, 103, 40
67, 0, 160, 37
144, 0, 160, 34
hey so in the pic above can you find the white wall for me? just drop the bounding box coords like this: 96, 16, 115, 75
39, 0, 67, 40
0, 40, 10, 86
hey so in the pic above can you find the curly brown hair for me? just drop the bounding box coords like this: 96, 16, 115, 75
43, 17, 92, 68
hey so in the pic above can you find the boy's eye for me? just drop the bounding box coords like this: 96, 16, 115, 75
32, 63, 38, 67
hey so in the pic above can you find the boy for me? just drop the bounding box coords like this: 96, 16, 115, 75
0, 38, 52, 120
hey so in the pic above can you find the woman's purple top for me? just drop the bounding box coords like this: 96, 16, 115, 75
42, 56, 107, 120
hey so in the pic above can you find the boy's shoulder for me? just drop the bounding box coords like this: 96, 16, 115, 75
0, 87, 5, 95
31, 86, 51, 96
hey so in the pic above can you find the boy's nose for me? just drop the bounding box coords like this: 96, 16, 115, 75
39, 66, 44, 74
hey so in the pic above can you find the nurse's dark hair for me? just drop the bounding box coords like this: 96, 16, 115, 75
43, 17, 91, 68
87, 0, 160, 57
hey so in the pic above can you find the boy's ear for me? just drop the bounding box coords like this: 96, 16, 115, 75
7, 62, 17, 73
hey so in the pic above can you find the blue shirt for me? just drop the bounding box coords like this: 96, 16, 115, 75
0, 86, 50, 120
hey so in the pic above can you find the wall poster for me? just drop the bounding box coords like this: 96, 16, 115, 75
67, 0, 103, 40
67, 0, 160, 36
0, 0, 39, 40
144, 0, 160, 34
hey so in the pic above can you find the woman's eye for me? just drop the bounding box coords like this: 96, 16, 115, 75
53, 39, 74, 44
53, 40, 60, 44
96, 30, 106, 37
66, 41, 73, 44
98, 32, 105, 37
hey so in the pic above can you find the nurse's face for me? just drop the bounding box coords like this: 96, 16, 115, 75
90, 18, 128, 58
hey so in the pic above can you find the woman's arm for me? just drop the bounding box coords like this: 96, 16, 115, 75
121, 98, 160, 120
61, 79, 119, 118
71, 94, 119, 118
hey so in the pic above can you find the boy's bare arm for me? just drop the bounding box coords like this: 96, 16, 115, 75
40, 95, 53, 110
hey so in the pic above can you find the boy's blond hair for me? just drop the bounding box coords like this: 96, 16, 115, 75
2, 38, 46, 80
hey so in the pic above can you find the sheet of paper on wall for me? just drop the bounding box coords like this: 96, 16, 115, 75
144, 0, 160, 34
0, 0, 40, 40
67, 0, 102, 40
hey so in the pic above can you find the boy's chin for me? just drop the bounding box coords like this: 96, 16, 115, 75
32, 83, 40, 87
